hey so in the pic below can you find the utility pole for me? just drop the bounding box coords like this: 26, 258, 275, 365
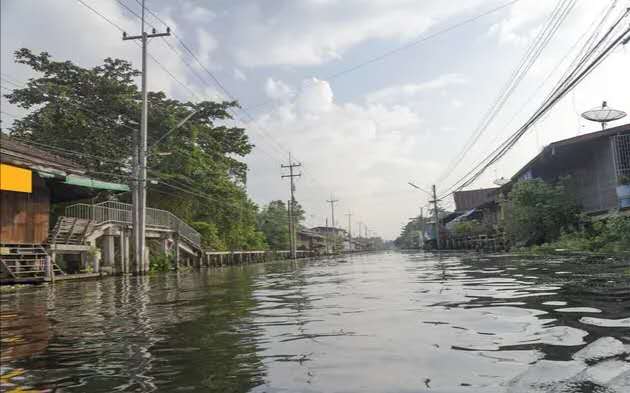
430, 185, 441, 250
346, 212, 352, 252
420, 207, 425, 248
326, 195, 339, 228
123, 0, 170, 274
281, 154, 301, 259
326, 195, 339, 254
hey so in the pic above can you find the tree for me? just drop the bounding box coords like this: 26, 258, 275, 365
4, 49, 266, 250
257, 200, 305, 250
505, 178, 580, 246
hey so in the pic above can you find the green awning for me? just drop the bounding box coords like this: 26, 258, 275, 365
64, 175, 130, 192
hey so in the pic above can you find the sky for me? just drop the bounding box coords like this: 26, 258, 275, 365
2, 0, 629, 240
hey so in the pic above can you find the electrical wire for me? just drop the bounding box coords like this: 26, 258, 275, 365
435, 0, 577, 187
438, 13, 630, 199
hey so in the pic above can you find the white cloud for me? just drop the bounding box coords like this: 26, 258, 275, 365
487, 0, 552, 45
226, 0, 492, 66
365, 73, 467, 105
246, 77, 435, 238
264, 77, 294, 101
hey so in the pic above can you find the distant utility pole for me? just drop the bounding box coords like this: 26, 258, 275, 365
346, 212, 352, 252
420, 207, 425, 248
430, 185, 441, 250
281, 154, 301, 259
326, 195, 339, 228
123, 0, 171, 274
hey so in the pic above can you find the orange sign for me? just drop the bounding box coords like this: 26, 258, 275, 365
0, 163, 32, 193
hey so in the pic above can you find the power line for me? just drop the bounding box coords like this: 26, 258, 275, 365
97, 0, 289, 164
449, 0, 620, 185
435, 0, 576, 188
245, 0, 522, 114
438, 12, 630, 199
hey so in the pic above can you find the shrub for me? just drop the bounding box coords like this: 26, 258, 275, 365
505, 178, 580, 246
452, 220, 483, 237
149, 253, 173, 273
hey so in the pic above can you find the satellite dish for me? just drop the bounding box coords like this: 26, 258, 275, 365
493, 177, 509, 186
581, 101, 626, 130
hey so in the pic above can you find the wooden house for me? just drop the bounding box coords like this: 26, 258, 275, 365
1, 134, 128, 244
1, 134, 129, 282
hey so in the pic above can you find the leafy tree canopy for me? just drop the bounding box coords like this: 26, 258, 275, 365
257, 200, 305, 250
4, 48, 266, 250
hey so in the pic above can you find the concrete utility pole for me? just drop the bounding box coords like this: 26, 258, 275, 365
346, 212, 352, 252
326, 195, 339, 228
420, 207, 425, 248
281, 154, 301, 259
123, 0, 170, 273
431, 185, 441, 250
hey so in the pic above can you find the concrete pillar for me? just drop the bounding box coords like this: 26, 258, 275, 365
175, 236, 181, 270
92, 250, 101, 273
120, 229, 130, 274
102, 229, 115, 271
161, 237, 169, 256
143, 247, 150, 273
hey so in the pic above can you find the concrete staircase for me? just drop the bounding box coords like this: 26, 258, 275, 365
0, 244, 64, 283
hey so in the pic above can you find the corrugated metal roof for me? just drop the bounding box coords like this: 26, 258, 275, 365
0, 133, 84, 175
511, 123, 630, 181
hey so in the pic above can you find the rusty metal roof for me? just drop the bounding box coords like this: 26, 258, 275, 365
0, 133, 84, 176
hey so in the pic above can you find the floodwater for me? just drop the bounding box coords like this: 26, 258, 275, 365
1, 252, 629, 393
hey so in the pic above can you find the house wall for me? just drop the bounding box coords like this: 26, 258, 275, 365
533, 137, 617, 212
454, 188, 499, 211
0, 174, 50, 244
575, 138, 617, 212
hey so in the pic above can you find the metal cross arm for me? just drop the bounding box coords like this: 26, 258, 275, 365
123, 27, 171, 41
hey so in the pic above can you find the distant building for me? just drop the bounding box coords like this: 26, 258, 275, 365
297, 228, 326, 253
510, 122, 630, 213
453, 188, 499, 212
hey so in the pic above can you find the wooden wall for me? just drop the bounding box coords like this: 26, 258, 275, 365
0, 174, 50, 244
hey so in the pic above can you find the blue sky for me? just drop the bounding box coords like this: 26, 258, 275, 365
2, 0, 629, 239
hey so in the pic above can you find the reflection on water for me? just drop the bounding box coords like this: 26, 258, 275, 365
0, 252, 629, 392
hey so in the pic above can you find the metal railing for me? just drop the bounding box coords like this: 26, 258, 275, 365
65, 201, 201, 248
612, 134, 630, 181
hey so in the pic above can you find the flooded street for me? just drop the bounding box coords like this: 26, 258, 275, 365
1, 252, 629, 392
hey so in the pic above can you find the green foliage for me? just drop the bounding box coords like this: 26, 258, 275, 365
150, 253, 173, 273
618, 174, 630, 185
522, 216, 630, 254
452, 220, 483, 237
256, 200, 304, 250
4, 48, 268, 250
191, 221, 226, 251
505, 178, 580, 246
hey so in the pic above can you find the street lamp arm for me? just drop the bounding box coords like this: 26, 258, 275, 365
408, 182, 433, 197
